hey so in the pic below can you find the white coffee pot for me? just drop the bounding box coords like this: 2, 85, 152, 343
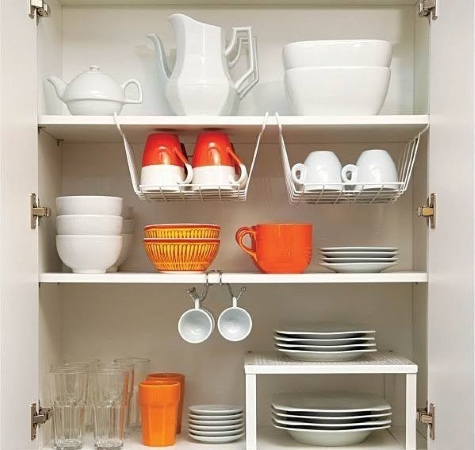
48, 66, 143, 115
147, 14, 259, 116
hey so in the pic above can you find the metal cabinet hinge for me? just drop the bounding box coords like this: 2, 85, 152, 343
29, 0, 51, 22
31, 403, 52, 440
31, 193, 51, 230
419, 0, 438, 21
417, 402, 435, 440
417, 193, 436, 229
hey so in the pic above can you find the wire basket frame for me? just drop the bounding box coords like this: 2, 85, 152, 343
114, 113, 268, 202
277, 114, 427, 205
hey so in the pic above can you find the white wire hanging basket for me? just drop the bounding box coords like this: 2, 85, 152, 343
114, 113, 268, 202
277, 114, 427, 205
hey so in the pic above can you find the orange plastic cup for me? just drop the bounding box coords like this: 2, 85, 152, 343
236, 223, 313, 273
146, 373, 185, 433
139, 380, 181, 447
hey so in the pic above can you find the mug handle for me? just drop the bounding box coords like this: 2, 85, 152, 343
291, 163, 307, 185
341, 164, 358, 183
173, 146, 193, 184
227, 144, 248, 187
121, 79, 143, 104
235, 227, 257, 261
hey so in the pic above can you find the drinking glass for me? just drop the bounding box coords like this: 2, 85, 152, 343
49, 366, 88, 450
114, 357, 151, 429
90, 369, 128, 450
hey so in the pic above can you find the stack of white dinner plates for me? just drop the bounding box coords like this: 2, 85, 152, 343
274, 324, 377, 362
271, 392, 392, 446
319, 246, 399, 273
188, 404, 245, 443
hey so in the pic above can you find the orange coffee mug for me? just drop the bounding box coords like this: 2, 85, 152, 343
146, 373, 185, 433
236, 223, 313, 274
235, 226, 263, 273
139, 380, 181, 447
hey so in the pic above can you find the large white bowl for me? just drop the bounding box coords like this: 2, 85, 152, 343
56, 235, 122, 274
284, 67, 390, 116
56, 215, 122, 235
107, 234, 134, 272
56, 196, 123, 216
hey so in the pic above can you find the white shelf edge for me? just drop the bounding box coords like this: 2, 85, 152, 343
244, 351, 418, 374
38, 271, 428, 284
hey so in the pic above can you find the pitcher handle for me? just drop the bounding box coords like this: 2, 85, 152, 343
226, 35, 244, 69
121, 79, 143, 104
229, 27, 259, 100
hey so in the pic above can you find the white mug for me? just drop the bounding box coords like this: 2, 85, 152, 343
178, 299, 215, 344
140, 164, 192, 192
217, 296, 252, 342
341, 149, 398, 191
291, 151, 342, 191
191, 166, 248, 191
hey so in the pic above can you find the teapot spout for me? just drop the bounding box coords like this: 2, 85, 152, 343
47, 75, 67, 101
147, 34, 171, 80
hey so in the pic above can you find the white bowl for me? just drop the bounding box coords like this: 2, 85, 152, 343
107, 234, 134, 272
56, 196, 123, 216
284, 67, 390, 116
283, 40, 392, 70
56, 215, 122, 235
56, 235, 122, 274
122, 219, 135, 234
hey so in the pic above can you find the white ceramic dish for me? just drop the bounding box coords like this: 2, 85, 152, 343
320, 251, 398, 258
188, 417, 244, 426
272, 415, 391, 429
320, 246, 398, 252
188, 432, 244, 443
321, 257, 399, 263
275, 342, 376, 350
271, 407, 392, 422
283, 39, 392, 69
56, 196, 123, 216
272, 392, 391, 413
188, 427, 245, 437
275, 324, 375, 336
274, 336, 375, 345
188, 413, 244, 421
277, 348, 376, 362
56, 235, 122, 274
189, 405, 243, 415
188, 423, 244, 431
56, 214, 122, 236
107, 233, 134, 272
320, 261, 398, 273
284, 67, 390, 116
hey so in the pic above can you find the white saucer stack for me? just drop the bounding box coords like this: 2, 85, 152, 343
188, 404, 244, 443
274, 324, 377, 362
319, 246, 399, 273
271, 392, 392, 446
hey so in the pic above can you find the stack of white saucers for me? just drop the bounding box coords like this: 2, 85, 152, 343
274, 324, 377, 362
319, 246, 399, 273
271, 392, 392, 446
188, 405, 244, 443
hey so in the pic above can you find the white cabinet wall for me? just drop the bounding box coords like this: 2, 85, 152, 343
0, 0, 473, 450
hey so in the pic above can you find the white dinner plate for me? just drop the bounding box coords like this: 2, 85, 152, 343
277, 347, 376, 361
272, 415, 391, 428
275, 324, 376, 337
320, 261, 398, 273
320, 251, 398, 258
188, 417, 244, 426
272, 392, 391, 413
321, 257, 399, 263
320, 247, 398, 252
189, 405, 243, 415
188, 427, 245, 436
188, 432, 245, 443
274, 335, 376, 345
189, 423, 244, 432
275, 342, 377, 350
188, 412, 243, 421
271, 407, 392, 422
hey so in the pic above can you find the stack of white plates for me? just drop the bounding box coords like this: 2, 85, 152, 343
274, 324, 377, 362
188, 404, 245, 443
319, 247, 399, 273
271, 392, 392, 446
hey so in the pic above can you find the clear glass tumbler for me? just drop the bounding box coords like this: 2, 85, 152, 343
49, 366, 88, 450
90, 369, 128, 450
114, 357, 151, 429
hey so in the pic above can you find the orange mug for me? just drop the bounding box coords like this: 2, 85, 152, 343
236, 223, 313, 274
146, 373, 185, 433
139, 380, 181, 447
235, 226, 263, 273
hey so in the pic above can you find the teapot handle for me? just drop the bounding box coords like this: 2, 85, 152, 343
121, 79, 143, 104
226, 27, 259, 100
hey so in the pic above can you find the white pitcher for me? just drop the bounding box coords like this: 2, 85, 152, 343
147, 14, 259, 116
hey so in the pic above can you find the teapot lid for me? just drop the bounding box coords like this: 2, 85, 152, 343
62, 66, 125, 103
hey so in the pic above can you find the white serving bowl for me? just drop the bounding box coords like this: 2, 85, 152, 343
283, 40, 392, 69
56, 196, 123, 216
107, 234, 134, 272
56, 235, 122, 274
56, 215, 122, 235
284, 67, 390, 116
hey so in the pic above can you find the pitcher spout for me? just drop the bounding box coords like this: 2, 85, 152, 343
47, 75, 67, 100
147, 34, 171, 80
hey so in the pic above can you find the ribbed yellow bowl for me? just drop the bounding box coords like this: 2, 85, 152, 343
143, 238, 220, 273
144, 224, 221, 239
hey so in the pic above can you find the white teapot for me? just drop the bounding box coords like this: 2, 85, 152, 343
48, 66, 143, 115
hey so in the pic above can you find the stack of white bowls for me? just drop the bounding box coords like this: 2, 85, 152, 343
283, 39, 393, 115
107, 206, 135, 272
56, 196, 123, 274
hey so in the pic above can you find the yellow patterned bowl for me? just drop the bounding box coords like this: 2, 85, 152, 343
144, 224, 221, 239
143, 238, 220, 273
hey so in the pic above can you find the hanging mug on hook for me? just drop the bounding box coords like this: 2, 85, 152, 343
218, 287, 252, 342
178, 294, 215, 344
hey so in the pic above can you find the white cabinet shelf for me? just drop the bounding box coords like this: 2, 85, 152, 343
38, 271, 428, 284
37, 115, 429, 144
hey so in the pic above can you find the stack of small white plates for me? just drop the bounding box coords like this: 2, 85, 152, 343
271, 392, 392, 446
188, 404, 245, 443
274, 324, 377, 362
319, 247, 399, 273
